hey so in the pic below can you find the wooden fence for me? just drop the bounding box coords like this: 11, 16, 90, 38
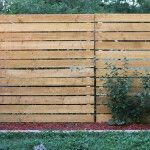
0, 14, 149, 122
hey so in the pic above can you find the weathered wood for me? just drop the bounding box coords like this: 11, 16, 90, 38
96, 32, 150, 41
0, 51, 94, 59
96, 23, 150, 31
0, 69, 94, 78
0, 87, 94, 95
95, 14, 150, 22
0, 59, 93, 68
0, 77, 94, 86
0, 14, 94, 23
96, 42, 150, 50
0, 41, 94, 50
0, 114, 93, 122
0, 105, 93, 114
0, 32, 93, 41
0, 96, 94, 104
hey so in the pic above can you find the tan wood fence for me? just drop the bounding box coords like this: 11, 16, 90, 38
0, 14, 149, 122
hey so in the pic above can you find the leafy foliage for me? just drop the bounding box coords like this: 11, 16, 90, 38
0, 0, 150, 14
101, 58, 145, 125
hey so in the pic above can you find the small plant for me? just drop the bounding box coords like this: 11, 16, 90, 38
101, 58, 145, 125
139, 71, 150, 121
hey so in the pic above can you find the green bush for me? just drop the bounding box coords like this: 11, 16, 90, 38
101, 58, 145, 125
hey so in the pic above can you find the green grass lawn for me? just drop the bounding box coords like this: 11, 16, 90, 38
0, 131, 150, 150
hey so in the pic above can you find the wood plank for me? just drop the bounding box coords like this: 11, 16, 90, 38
96, 60, 150, 68
0, 59, 93, 68
96, 32, 150, 41
95, 14, 150, 22
0, 14, 94, 23
96, 69, 149, 77
96, 96, 108, 105
0, 32, 93, 41
0, 105, 93, 114
0, 96, 94, 104
96, 114, 112, 122
0, 23, 94, 32
0, 51, 94, 59
97, 78, 144, 87
0, 69, 94, 78
96, 51, 150, 59
96, 23, 150, 31
0, 41, 94, 50
0, 77, 94, 86
0, 114, 93, 122
0, 87, 94, 95
96, 105, 110, 114
96, 42, 150, 50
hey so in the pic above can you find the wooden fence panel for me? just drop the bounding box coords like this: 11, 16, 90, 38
0, 14, 95, 122
95, 14, 150, 122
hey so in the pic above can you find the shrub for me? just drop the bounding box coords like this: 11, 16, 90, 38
101, 58, 145, 125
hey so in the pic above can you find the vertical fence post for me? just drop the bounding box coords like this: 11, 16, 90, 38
93, 14, 97, 122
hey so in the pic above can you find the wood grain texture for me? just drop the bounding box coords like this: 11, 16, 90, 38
95, 14, 150, 22
0, 69, 94, 78
0, 14, 94, 23
0, 105, 93, 114
0, 32, 93, 41
0, 87, 94, 95
0, 96, 94, 104
0, 114, 93, 122
0, 41, 94, 50
0, 51, 94, 59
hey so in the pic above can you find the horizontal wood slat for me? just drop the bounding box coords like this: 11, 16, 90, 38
0, 51, 94, 59
0, 32, 93, 41
0, 105, 93, 114
0, 114, 93, 122
96, 23, 150, 31
0, 69, 94, 78
95, 14, 150, 22
96, 42, 150, 50
0, 14, 94, 23
0, 96, 94, 104
0, 87, 94, 95
96, 32, 150, 41
0, 23, 94, 32
0, 41, 94, 50
0, 77, 94, 86
0, 60, 93, 68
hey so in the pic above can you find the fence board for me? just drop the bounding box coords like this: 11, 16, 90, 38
0, 96, 94, 104
0, 41, 94, 50
0, 51, 94, 59
0, 32, 93, 41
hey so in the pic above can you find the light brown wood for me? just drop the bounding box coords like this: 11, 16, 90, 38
96, 42, 150, 50
0, 68, 94, 78
0, 41, 94, 50
95, 14, 150, 22
96, 69, 149, 77
96, 32, 150, 41
0, 51, 94, 59
0, 96, 94, 104
0, 105, 94, 114
96, 51, 150, 59
0, 77, 94, 86
96, 60, 150, 68
96, 96, 108, 105
96, 23, 150, 31
96, 114, 112, 122
0, 32, 93, 41
0, 14, 94, 23
96, 105, 110, 114
0, 59, 93, 68
0, 114, 93, 122
0, 87, 94, 95
0, 23, 94, 32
